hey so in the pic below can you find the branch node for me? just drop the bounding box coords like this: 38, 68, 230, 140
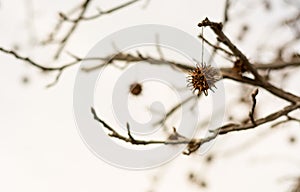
126, 123, 137, 143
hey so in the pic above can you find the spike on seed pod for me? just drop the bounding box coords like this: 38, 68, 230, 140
187, 63, 221, 96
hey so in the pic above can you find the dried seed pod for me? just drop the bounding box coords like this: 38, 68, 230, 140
129, 82, 142, 96
21, 75, 30, 85
187, 63, 221, 96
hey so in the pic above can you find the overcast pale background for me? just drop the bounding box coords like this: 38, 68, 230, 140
0, 0, 300, 191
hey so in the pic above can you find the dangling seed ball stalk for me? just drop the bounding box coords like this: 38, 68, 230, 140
187, 63, 221, 96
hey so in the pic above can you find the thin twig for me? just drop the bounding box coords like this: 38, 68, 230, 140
217, 102, 300, 134
0, 47, 105, 86
91, 107, 194, 145
249, 89, 259, 125
254, 60, 300, 70
207, 0, 231, 64
198, 34, 234, 57
44, 0, 142, 59
0, 47, 73, 71
65, 0, 142, 22
53, 0, 92, 59
271, 115, 300, 128
41, 2, 83, 45
154, 95, 196, 126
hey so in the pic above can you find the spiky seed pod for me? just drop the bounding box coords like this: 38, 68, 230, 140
187, 63, 221, 96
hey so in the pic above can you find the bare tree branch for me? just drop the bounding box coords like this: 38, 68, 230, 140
0, 47, 104, 86
91, 107, 220, 155
42, 0, 142, 60
91, 100, 300, 155
198, 18, 265, 82
2, 44, 300, 97
198, 18, 300, 103
0, 47, 65, 71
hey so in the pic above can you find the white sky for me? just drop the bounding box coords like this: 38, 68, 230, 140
0, 0, 300, 191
